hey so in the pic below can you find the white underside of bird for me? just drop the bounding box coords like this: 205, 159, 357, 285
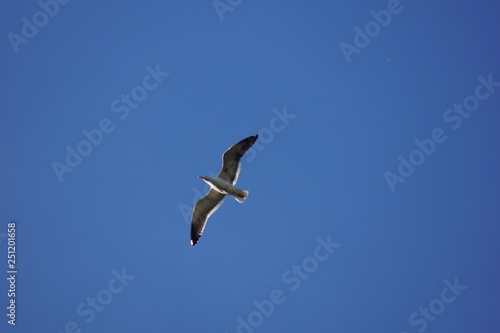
198, 176, 249, 203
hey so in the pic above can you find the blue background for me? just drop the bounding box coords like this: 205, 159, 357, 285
1, 0, 499, 332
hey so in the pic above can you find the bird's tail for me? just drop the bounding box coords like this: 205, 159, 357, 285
233, 189, 249, 203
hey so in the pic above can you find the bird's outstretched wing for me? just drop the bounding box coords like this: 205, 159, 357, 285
190, 189, 226, 246
218, 134, 258, 184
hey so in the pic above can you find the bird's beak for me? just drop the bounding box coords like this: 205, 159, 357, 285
198, 176, 203, 179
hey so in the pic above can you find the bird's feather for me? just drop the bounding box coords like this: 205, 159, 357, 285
190, 189, 226, 246
218, 135, 258, 184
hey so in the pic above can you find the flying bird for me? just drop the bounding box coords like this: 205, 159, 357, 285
190, 134, 258, 246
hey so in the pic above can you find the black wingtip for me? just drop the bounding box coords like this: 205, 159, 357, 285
191, 235, 200, 246
247, 134, 258, 145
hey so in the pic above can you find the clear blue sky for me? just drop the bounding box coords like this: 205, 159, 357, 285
1, 1, 499, 332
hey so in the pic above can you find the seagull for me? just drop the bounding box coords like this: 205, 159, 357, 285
190, 134, 258, 246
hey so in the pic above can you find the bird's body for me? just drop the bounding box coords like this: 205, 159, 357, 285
190, 134, 258, 246
198, 176, 249, 203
